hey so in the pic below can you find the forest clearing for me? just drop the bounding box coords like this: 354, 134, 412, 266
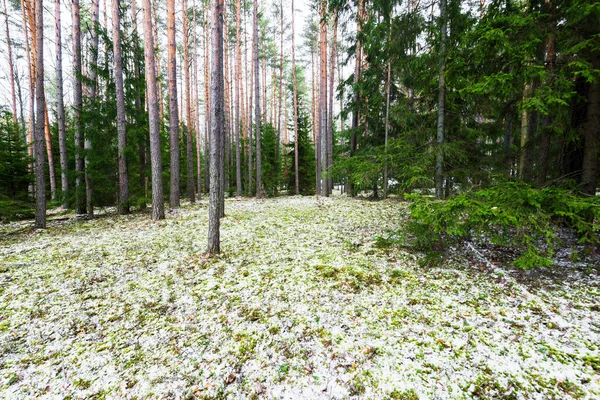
1, 196, 599, 399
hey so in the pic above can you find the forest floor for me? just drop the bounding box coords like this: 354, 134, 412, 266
0, 196, 599, 399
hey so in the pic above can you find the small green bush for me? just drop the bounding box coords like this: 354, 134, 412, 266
403, 182, 599, 269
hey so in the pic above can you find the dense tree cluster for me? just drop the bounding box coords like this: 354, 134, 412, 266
0, 0, 598, 251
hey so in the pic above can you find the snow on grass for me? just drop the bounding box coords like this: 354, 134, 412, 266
0, 196, 599, 399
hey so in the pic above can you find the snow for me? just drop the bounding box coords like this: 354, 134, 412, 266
1, 196, 599, 399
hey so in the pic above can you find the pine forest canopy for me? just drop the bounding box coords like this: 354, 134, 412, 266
0, 0, 598, 252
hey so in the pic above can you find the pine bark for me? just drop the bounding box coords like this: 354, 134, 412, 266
85, 0, 100, 217
383, 23, 391, 199
183, 0, 195, 204
3, 0, 17, 124
166, 0, 181, 207
73, 0, 86, 214
291, 0, 299, 194
235, 0, 242, 196
581, 54, 600, 196
208, 0, 225, 254
327, 9, 337, 196
319, 0, 328, 197
435, 0, 447, 200
143, 0, 165, 220
253, 0, 261, 198
34, 0, 45, 228
112, 0, 130, 214
349, 0, 364, 197
43, 104, 57, 201
55, 0, 68, 205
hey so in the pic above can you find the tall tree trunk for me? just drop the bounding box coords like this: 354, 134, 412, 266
34, 0, 45, 228
319, 0, 328, 196
73, 0, 86, 214
167, 0, 181, 207
3, 0, 17, 124
204, 9, 211, 194
143, 0, 165, 220
538, 11, 556, 185
182, 0, 195, 204
253, 0, 261, 198
112, 0, 129, 215
43, 104, 57, 201
151, 0, 164, 121
383, 22, 391, 199
224, 5, 231, 199
132, 0, 147, 209
435, 0, 447, 200
276, 0, 283, 175
55, 0, 68, 206
21, 0, 34, 194
235, 0, 242, 196
291, 0, 299, 194
518, 84, 530, 181
327, 8, 337, 196
581, 55, 600, 195
208, 0, 224, 254
503, 98, 514, 177
85, 0, 100, 217
247, 5, 253, 197
349, 0, 364, 197
193, 0, 202, 200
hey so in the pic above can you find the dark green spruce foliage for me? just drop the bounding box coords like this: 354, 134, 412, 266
286, 102, 315, 195
404, 183, 599, 269
0, 111, 33, 220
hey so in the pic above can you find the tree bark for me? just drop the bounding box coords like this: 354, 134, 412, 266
85, 0, 100, 217
43, 104, 56, 201
235, 0, 242, 196
143, 0, 165, 220
581, 55, 600, 195
383, 21, 391, 199
253, 0, 261, 198
349, 0, 364, 197
183, 0, 195, 204
167, 0, 181, 207
435, 0, 447, 200
208, 0, 225, 254
112, 0, 129, 214
327, 8, 337, 196
319, 0, 328, 196
73, 0, 86, 214
34, 0, 45, 228
3, 0, 17, 125
54, 0, 68, 206
291, 0, 299, 194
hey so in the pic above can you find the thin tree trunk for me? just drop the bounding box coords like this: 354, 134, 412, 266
253, 0, 261, 198
84, 0, 100, 216
319, 0, 328, 196
167, 0, 181, 207
43, 104, 56, 201
34, 0, 45, 228
208, 0, 224, 254
503, 98, 514, 177
21, 0, 34, 194
327, 8, 337, 196
193, 0, 202, 200
349, 0, 364, 197
3, 0, 17, 124
519, 85, 530, 181
435, 0, 447, 200
235, 0, 242, 196
538, 21, 556, 185
224, 5, 231, 199
73, 0, 86, 214
383, 24, 391, 199
151, 0, 164, 121
143, 0, 165, 220
247, 5, 253, 197
291, 0, 299, 194
204, 9, 211, 194
182, 0, 195, 204
112, 0, 129, 214
54, 0, 68, 205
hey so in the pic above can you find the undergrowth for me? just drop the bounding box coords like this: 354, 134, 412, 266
388, 182, 599, 269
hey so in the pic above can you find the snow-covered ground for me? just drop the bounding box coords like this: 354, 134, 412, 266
0, 196, 598, 399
